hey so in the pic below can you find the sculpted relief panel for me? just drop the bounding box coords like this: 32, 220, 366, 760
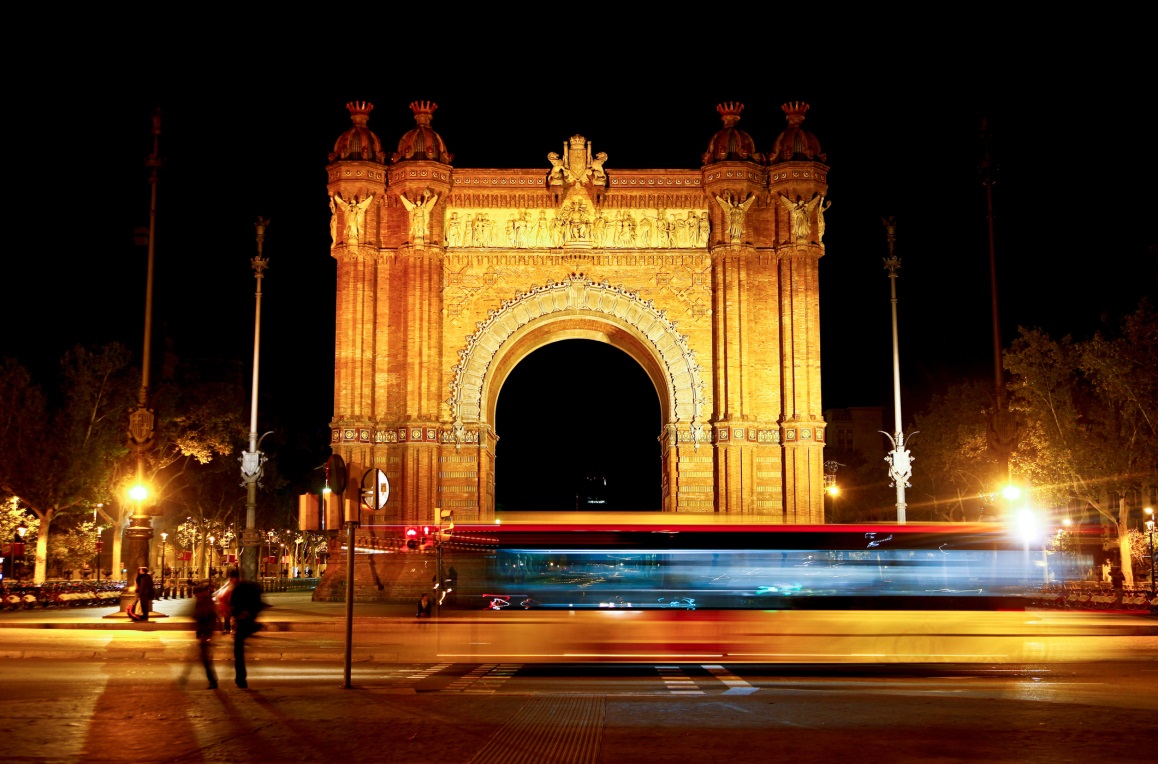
443, 205, 709, 249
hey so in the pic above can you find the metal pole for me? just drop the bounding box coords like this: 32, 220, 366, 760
240, 218, 270, 582
881, 217, 911, 524
1146, 507, 1155, 599
343, 521, 355, 689
1149, 527, 1155, 599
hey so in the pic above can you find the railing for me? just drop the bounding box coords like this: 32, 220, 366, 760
260, 577, 319, 593
1, 581, 126, 610
1030, 584, 1158, 612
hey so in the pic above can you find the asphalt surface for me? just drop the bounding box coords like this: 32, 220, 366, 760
4, 592, 1157, 764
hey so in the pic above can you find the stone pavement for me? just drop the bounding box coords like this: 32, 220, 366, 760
0, 591, 452, 663
0, 589, 414, 630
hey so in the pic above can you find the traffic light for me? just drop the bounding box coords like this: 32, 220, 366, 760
404, 527, 419, 550
421, 526, 435, 550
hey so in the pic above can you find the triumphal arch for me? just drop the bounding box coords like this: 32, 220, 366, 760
324, 99, 830, 539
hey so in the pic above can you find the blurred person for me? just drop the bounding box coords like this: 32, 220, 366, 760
416, 592, 432, 617
227, 569, 266, 689
214, 569, 236, 634
192, 583, 218, 689
1110, 565, 1126, 607
132, 567, 154, 622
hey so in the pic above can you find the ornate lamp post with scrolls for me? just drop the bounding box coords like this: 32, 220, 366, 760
240, 217, 273, 583
880, 217, 916, 524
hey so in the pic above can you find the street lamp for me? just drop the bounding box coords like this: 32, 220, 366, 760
823, 460, 844, 523
880, 217, 916, 524
159, 532, 168, 594
123, 107, 161, 612
240, 217, 272, 583
92, 503, 104, 582
15, 521, 28, 582
1145, 506, 1154, 599
207, 535, 215, 580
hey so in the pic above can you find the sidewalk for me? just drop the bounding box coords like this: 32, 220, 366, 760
0, 591, 456, 663
0, 591, 423, 631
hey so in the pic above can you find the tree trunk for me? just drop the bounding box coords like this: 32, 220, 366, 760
111, 519, 126, 580
34, 523, 49, 583
1119, 496, 1135, 588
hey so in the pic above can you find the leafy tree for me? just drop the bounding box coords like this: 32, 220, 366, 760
0, 346, 135, 582
1004, 301, 1158, 586
103, 354, 248, 579
0, 495, 40, 581
1, 344, 251, 583
46, 518, 98, 577
909, 379, 1005, 522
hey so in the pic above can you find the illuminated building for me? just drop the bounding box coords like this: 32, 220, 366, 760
320, 100, 831, 600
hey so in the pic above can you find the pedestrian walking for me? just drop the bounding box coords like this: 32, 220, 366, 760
192, 582, 219, 689
416, 592, 433, 617
227, 569, 266, 689
214, 571, 236, 634
129, 567, 155, 622
1110, 565, 1126, 607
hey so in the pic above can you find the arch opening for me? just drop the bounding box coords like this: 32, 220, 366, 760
495, 339, 662, 512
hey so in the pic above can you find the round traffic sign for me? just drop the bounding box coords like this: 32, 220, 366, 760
360, 468, 390, 510
325, 454, 347, 494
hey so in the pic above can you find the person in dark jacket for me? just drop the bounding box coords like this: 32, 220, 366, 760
1109, 565, 1126, 607
226, 569, 266, 689
192, 583, 219, 689
135, 567, 155, 621
416, 592, 433, 617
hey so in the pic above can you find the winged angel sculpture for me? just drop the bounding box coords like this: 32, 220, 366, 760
714, 192, 756, 244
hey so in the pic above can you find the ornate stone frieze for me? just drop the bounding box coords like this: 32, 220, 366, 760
447, 274, 706, 444
443, 206, 709, 249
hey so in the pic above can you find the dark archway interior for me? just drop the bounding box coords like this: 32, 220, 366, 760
495, 339, 661, 512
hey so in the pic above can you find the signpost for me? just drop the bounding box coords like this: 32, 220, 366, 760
343, 465, 389, 690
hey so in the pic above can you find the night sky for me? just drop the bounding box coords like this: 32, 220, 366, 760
6, 52, 1154, 511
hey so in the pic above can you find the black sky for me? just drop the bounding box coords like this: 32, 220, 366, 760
5, 49, 1154, 509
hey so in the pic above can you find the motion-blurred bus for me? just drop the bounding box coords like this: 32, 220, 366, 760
445, 513, 1034, 611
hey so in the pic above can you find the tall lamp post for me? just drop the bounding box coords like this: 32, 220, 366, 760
979, 118, 1019, 485
823, 461, 844, 523
1145, 506, 1155, 599
93, 503, 104, 584
121, 108, 162, 611
159, 532, 167, 595
880, 217, 915, 524
15, 522, 28, 582
240, 217, 272, 582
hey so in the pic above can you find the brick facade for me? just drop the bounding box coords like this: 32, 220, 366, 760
322, 100, 830, 578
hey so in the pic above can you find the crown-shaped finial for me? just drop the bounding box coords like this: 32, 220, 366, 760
569, 134, 587, 149
717, 102, 744, 128
781, 101, 810, 126
346, 101, 374, 127
410, 101, 437, 127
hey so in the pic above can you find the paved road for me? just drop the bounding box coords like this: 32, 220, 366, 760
3, 656, 1156, 763
3, 593, 1156, 763
3, 592, 1157, 665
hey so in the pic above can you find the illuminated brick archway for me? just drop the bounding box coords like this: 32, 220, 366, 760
326, 105, 829, 527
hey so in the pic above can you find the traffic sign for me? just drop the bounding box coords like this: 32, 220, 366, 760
360, 468, 390, 510
325, 454, 347, 494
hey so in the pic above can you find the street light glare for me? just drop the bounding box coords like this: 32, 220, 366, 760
129, 485, 148, 502
1015, 507, 1039, 543
1002, 484, 1022, 501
